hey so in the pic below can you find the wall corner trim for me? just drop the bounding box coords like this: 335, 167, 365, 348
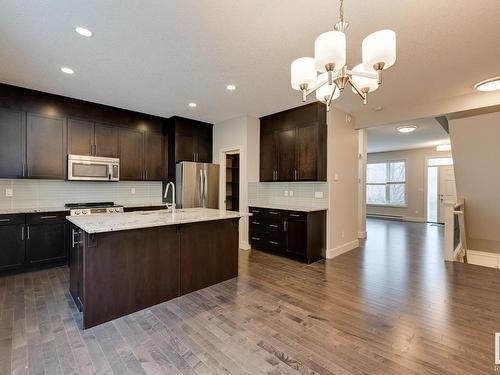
325, 239, 359, 259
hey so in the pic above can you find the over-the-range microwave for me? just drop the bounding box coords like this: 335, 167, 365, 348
68, 154, 120, 181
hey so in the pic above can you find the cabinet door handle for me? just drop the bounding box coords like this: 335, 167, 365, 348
40, 215, 57, 219
72, 229, 81, 248
0, 218, 11, 222
22, 163, 26, 177
145, 170, 148, 180
251, 236, 261, 241
295, 169, 298, 180
269, 240, 278, 245
269, 211, 278, 215
290, 213, 301, 217
251, 221, 261, 225
26, 226, 30, 240
252, 210, 261, 213
21, 226, 25, 241
284, 220, 287, 231
269, 224, 279, 228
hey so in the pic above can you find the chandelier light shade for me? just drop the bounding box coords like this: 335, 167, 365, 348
351, 64, 378, 93
290, 0, 397, 111
291, 57, 317, 90
316, 73, 341, 102
362, 29, 396, 70
314, 31, 346, 72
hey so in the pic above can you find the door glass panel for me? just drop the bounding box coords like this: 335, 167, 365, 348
73, 163, 108, 178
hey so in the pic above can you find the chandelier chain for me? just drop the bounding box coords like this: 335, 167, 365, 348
339, 0, 344, 22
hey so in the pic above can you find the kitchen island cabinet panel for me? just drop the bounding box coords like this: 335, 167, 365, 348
180, 218, 239, 295
83, 226, 180, 328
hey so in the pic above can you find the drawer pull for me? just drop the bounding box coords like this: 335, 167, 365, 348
290, 214, 301, 217
269, 241, 278, 245
251, 237, 261, 241
252, 210, 261, 213
269, 224, 279, 228
251, 221, 261, 225
0, 218, 11, 222
40, 215, 57, 219
269, 211, 278, 215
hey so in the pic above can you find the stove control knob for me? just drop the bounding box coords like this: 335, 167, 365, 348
109, 208, 115, 213
75, 210, 80, 215
82, 211, 88, 215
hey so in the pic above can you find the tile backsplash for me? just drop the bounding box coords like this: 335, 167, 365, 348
0, 179, 163, 209
248, 182, 328, 209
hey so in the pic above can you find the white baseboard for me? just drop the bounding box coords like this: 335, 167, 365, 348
403, 216, 426, 223
358, 231, 367, 239
239, 241, 251, 250
467, 249, 500, 269
326, 239, 359, 259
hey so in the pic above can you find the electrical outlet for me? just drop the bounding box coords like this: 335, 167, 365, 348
131, 188, 136, 195
314, 191, 324, 199
5, 188, 13, 197
289, 190, 294, 197
284, 190, 288, 197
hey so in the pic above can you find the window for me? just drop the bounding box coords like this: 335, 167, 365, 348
367, 160, 406, 206
427, 157, 453, 166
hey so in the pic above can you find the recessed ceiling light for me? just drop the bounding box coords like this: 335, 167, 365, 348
474, 77, 500, 92
226, 84, 236, 91
373, 106, 383, 112
188, 102, 197, 108
61, 67, 75, 75
396, 125, 417, 133
75, 26, 93, 37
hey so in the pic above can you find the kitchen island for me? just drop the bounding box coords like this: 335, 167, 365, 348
67, 208, 249, 329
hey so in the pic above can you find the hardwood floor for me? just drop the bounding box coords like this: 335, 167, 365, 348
1, 218, 499, 374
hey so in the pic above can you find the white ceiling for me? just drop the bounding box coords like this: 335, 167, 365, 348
1, 1, 500, 125
367, 118, 449, 153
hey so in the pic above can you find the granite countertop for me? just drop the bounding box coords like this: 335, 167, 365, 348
249, 204, 328, 212
66, 208, 251, 234
0, 206, 69, 215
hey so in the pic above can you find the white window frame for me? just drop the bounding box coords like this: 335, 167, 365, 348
367, 159, 408, 207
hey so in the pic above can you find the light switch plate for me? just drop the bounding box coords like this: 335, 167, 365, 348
131, 188, 136, 195
334, 173, 339, 181
289, 190, 294, 197
315, 191, 324, 199
284, 190, 288, 197
5, 188, 13, 197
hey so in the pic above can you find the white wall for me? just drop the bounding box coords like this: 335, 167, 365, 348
366, 147, 452, 222
326, 108, 360, 258
213, 115, 259, 249
449, 111, 500, 251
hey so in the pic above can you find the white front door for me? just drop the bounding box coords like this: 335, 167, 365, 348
438, 166, 457, 223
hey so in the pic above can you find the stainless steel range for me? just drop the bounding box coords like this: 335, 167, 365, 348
66, 202, 124, 216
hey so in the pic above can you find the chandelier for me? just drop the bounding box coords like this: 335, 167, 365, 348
290, 0, 396, 111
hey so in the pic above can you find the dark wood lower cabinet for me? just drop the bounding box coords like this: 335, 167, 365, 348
0, 212, 69, 275
0, 223, 25, 272
71, 218, 240, 329
249, 206, 326, 263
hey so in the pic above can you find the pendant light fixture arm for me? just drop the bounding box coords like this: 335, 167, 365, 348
349, 79, 367, 104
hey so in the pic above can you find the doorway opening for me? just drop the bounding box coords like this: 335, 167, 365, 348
225, 153, 240, 211
426, 157, 455, 223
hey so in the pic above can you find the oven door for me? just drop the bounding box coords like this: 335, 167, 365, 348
68, 155, 120, 181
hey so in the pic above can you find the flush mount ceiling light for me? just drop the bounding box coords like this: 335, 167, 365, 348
75, 26, 93, 37
290, 0, 396, 111
61, 67, 75, 75
474, 77, 500, 92
188, 102, 197, 108
396, 125, 417, 133
436, 143, 451, 152
226, 84, 236, 91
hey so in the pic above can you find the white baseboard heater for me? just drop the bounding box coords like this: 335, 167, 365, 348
367, 213, 403, 221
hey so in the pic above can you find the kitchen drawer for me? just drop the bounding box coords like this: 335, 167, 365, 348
26, 211, 69, 225
250, 234, 284, 253
0, 214, 25, 226
286, 211, 307, 220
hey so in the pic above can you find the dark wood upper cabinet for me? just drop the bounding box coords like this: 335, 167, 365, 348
170, 117, 213, 164
297, 123, 319, 181
0, 108, 26, 178
119, 128, 145, 181
26, 113, 66, 179
94, 123, 119, 158
259, 130, 277, 182
277, 128, 296, 181
144, 132, 166, 181
68, 118, 94, 156
259, 102, 327, 182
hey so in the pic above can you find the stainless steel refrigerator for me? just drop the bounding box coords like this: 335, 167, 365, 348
176, 162, 220, 209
